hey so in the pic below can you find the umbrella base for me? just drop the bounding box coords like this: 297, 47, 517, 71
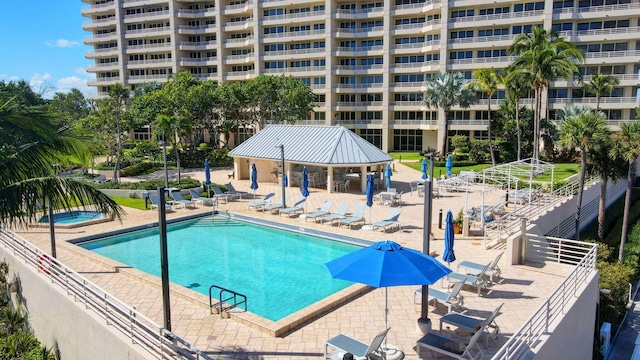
382, 345, 404, 360
299, 214, 307, 218
416, 317, 432, 335
361, 225, 373, 231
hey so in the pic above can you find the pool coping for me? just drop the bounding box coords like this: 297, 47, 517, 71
67, 211, 376, 337
30, 212, 113, 229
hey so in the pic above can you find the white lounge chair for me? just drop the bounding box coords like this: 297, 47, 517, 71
149, 193, 172, 212
212, 186, 235, 203
321, 204, 349, 225
225, 183, 249, 199
415, 280, 465, 313
169, 191, 195, 209
372, 209, 402, 232
189, 190, 215, 206
416, 323, 485, 360
262, 196, 290, 214
325, 328, 389, 360
457, 251, 503, 284
440, 303, 504, 348
446, 264, 490, 296
280, 197, 306, 217
337, 204, 366, 229
305, 201, 333, 222
248, 193, 275, 210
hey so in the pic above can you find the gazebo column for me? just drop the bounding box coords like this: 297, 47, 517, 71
233, 158, 240, 181
360, 165, 368, 193
327, 166, 334, 193
285, 162, 292, 188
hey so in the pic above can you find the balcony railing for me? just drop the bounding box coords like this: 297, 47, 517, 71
178, 57, 218, 65
263, 48, 325, 57
575, 2, 640, 14
127, 74, 170, 82
262, 10, 325, 22
125, 27, 172, 36
123, 10, 169, 21
176, 8, 217, 17
585, 50, 640, 60
448, 34, 515, 45
450, 10, 543, 24
334, 7, 384, 16
263, 66, 325, 74
335, 45, 384, 53
394, 19, 440, 31
551, 97, 638, 105
178, 40, 217, 49
393, 119, 438, 126
127, 59, 172, 67
391, 61, 439, 70
334, 101, 383, 107
391, 0, 441, 12
394, 40, 440, 50
449, 56, 516, 65
334, 64, 384, 71
263, 29, 325, 39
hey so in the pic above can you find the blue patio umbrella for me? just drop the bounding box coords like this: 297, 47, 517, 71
421, 158, 428, 180
442, 210, 456, 266
366, 174, 375, 225
385, 163, 393, 189
326, 240, 451, 337
250, 163, 259, 199
446, 155, 453, 177
204, 159, 211, 197
301, 167, 310, 197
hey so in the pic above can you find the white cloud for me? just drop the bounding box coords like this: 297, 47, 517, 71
46, 39, 80, 48
56, 76, 94, 96
0, 74, 20, 82
29, 73, 52, 93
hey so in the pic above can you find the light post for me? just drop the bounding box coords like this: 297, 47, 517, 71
157, 187, 171, 331
418, 153, 435, 334
159, 138, 168, 188
276, 144, 286, 208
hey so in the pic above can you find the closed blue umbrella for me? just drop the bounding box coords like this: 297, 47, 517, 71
326, 240, 451, 336
204, 159, 211, 197
446, 155, 453, 177
301, 167, 310, 197
421, 158, 428, 180
442, 210, 456, 265
250, 163, 258, 199
366, 174, 375, 226
385, 163, 393, 188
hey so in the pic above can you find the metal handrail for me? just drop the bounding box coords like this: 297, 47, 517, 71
0, 228, 211, 360
491, 236, 597, 359
208, 285, 247, 316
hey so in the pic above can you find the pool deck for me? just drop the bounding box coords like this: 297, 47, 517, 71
14, 162, 573, 359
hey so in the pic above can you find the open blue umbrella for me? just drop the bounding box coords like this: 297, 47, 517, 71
326, 240, 451, 338
446, 155, 453, 177
421, 158, 428, 180
204, 159, 211, 197
385, 163, 393, 189
250, 163, 258, 199
366, 174, 375, 226
442, 210, 456, 266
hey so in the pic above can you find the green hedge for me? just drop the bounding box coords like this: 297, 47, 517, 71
119, 161, 164, 177
433, 160, 477, 167
93, 177, 202, 190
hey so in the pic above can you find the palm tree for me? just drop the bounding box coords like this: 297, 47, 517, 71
582, 73, 620, 111
558, 106, 608, 241
470, 69, 503, 166
423, 72, 476, 156
509, 26, 584, 162
107, 84, 129, 184
505, 67, 533, 160
610, 121, 640, 263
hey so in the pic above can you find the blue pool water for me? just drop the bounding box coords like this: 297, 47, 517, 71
39, 211, 105, 225
79, 217, 360, 321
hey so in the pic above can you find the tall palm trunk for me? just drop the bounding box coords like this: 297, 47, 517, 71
618, 162, 634, 263
488, 100, 496, 166
574, 151, 587, 241
442, 110, 449, 156
598, 177, 608, 243
533, 86, 542, 162
515, 97, 522, 161
113, 115, 121, 183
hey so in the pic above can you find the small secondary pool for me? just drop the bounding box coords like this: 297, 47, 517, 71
36, 210, 111, 229
78, 216, 361, 321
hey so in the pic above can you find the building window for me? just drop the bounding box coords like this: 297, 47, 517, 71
393, 129, 423, 151
358, 129, 382, 149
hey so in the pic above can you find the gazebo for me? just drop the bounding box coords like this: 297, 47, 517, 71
228, 125, 393, 193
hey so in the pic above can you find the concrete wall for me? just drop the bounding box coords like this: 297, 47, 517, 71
0, 248, 152, 360
533, 271, 599, 360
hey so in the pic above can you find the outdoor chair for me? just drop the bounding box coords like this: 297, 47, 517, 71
305, 201, 333, 222
169, 191, 195, 209
149, 193, 172, 212
414, 280, 465, 313
446, 264, 490, 296
212, 186, 235, 203
325, 328, 389, 360
338, 179, 351, 192
416, 324, 485, 360
189, 190, 215, 207
439, 303, 504, 348
391, 191, 404, 207
248, 193, 275, 210
380, 193, 394, 206
262, 196, 290, 214
337, 204, 366, 229
410, 181, 421, 196
280, 197, 307, 217
457, 251, 504, 284
321, 204, 350, 225
225, 183, 249, 200
372, 209, 403, 232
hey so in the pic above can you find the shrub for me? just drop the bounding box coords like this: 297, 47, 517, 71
93, 176, 202, 190
119, 161, 164, 177
450, 135, 470, 153
433, 160, 477, 167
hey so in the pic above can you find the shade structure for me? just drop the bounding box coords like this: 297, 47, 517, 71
301, 167, 310, 197
442, 210, 456, 265
366, 174, 375, 225
250, 163, 258, 199
326, 240, 451, 339
446, 155, 453, 177
421, 158, 428, 180
385, 164, 393, 188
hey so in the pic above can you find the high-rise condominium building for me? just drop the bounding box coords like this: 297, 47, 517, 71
82, 0, 640, 152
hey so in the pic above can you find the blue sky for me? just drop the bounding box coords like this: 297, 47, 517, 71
0, 2, 95, 98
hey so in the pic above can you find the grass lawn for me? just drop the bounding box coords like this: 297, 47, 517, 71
389, 152, 423, 161
111, 197, 148, 211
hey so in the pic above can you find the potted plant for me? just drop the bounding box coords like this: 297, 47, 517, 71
453, 208, 464, 234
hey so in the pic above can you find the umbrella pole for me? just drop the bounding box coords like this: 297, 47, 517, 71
385, 287, 389, 348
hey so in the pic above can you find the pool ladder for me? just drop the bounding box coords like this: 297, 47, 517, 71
208, 285, 247, 318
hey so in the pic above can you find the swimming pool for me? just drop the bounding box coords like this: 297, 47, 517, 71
78, 216, 361, 321
35, 210, 111, 229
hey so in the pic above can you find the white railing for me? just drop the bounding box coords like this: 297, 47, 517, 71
492, 236, 597, 359
451, 10, 543, 24
0, 228, 211, 360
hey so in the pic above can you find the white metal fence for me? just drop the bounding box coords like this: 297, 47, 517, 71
491, 235, 598, 359
0, 228, 212, 360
